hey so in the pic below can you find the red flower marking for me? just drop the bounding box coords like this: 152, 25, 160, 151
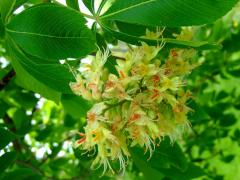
131, 68, 137, 75
105, 81, 114, 90
119, 70, 126, 79
171, 49, 178, 58
128, 113, 141, 124
88, 83, 97, 89
151, 89, 159, 100
132, 127, 139, 138
77, 137, 86, 144
152, 75, 160, 86
87, 112, 96, 122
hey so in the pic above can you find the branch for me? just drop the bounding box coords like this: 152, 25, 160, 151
0, 69, 15, 91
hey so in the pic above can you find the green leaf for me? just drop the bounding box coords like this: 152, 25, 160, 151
131, 138, 205, 180
0, 100, 9, 118
6, 36, 75, 94
82, 0, 95, 14
61, 94, 91, 119
158, 163, 206, 180
155, 140, 188, 170
11, 91, 38, 109
101, 23, 221, 50
6, 40, 61, 102
0, 151, 17, 172
131, 151, 165, 180
35, 125, 53, 141
0, 168, 42, 180
64, 114, 77, 127
12, 108, 31, 135
101, 0, 238, 27
14, 0, 28, 10
0, 0, 16, 24
219, 114, 237, 127
116, 21, 180, 38
6, 4, 96, 59
0, 128, 16, 150
0, 16, 5, 38
66, 0, 80, 11
96, 0, 108, 15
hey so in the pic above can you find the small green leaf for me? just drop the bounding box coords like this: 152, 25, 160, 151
6, 4, 96, 59
11, 91, 38, 109
12, 108, 31, 135
0, 100, 9, 118
0, 168, 42, 180
0, 151, 17, 172
35, 125, 53, 142
219, 114, 237, 127
0, 128, 16, 150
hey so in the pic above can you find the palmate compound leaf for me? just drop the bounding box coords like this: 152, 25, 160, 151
100, 0, 239, 27
6, 3, 96, 60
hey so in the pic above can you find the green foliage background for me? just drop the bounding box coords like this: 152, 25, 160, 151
0, 0, 240, 179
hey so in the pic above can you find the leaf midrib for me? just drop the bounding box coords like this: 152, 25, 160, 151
6, 28, 90, 39
100, 0, 156, 19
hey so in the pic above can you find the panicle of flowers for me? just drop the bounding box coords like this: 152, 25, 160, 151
70, 31, 198, 174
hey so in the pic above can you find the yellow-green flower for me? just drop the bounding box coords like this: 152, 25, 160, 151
70, 39, 197, 174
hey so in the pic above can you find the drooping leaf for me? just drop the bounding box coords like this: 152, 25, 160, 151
6, 4, 96, 59
116, 21, 180, 38
101, 0, 238, 27
101, 23, 221, 50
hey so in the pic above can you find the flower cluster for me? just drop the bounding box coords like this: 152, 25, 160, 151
70, 41, 197, 174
